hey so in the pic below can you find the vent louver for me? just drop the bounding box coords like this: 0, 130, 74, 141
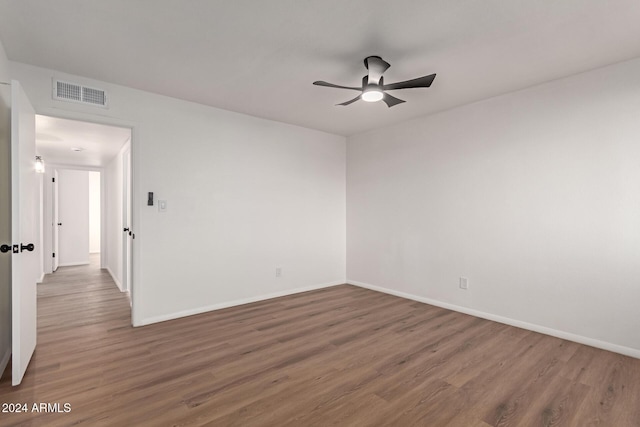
56, 81, 81, 101
82, 86, 106, 105
53, 80, 108, 108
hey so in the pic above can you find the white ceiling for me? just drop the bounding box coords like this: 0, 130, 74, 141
36, 115, 130, 168
2, 0, 640, 136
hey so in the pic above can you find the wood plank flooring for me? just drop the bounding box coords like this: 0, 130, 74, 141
1, 258, 639, 426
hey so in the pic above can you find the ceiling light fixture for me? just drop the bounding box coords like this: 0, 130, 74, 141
313, 56, 436, 108
361, 87, 384, 102
35, 156, 45, 173
70, 147, 83, 152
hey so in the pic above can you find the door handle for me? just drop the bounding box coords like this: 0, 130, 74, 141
2, 243, 35, 253
123, 227, 129, 232
1, 245, 19, 254
57, 223, 62, 226
21, 243, 35, 252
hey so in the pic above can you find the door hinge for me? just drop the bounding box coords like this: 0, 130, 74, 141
52, 252, 56, 258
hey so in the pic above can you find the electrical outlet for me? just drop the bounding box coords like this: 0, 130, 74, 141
459, 277, 469, 290
275, 267, 282, 277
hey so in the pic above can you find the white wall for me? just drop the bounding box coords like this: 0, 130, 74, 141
57, 169, 90, 266
0, 37, 12, 378
104, 142, 127, 290
10, 61, 347, 325
89, 171, 100, 253
6, 47, 640, 359
347, 57, 640, 356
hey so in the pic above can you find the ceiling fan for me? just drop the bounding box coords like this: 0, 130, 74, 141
313, 56, 436, 108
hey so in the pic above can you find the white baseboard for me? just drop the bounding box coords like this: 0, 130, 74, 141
37, 272, 45, 283
138, 280, 345, 327
348, 280, 640, 360
0, 347, 10, 380
106, 266, 123, 292
58, 261, 90, 267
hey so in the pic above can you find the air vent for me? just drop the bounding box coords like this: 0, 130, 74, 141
53, 80, 108, 108
82, 86, 106, 105
55, 81, 81, 101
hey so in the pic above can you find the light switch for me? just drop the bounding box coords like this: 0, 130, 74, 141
158, 200, 167, 212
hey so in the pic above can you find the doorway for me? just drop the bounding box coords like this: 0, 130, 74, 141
52, 168, 99, 268
36, 115, 133, 299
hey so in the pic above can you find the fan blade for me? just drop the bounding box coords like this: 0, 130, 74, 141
337, 95, 361, 106
382, 93, 405, 108
383, 73, 436, 91
313, 81, 361, 91
364, 56, 391, 85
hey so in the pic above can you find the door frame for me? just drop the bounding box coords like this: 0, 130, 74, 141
44, 164, 103, 273
48, 166, 99, 268
35, 107, 140, 326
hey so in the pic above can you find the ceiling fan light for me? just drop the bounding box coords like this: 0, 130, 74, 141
361, 89, 383, 102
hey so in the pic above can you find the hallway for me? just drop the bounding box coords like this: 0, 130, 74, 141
0, 255, 131, 426
38, 255, 130, 331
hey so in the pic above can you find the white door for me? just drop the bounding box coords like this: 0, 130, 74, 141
11, 80, 37, 386
57, 170, 90, 267
52, 169, 59, 271
122, 148, 132, 294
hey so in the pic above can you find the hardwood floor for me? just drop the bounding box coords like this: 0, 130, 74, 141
1, 259, 639, 426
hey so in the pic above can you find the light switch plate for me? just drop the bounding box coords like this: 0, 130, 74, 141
158, 200, 167, 212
